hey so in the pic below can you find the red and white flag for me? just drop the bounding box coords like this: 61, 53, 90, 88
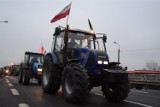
50, 3, 72, 23
39, 46, 45, 54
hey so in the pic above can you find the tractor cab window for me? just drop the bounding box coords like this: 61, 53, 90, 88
67, 32, 94, 49
29, 55, 44, 65
54, 32, 65, 51
95, 39, 105, 51
90, 37, 106, 51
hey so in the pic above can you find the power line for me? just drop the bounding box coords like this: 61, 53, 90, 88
121, 48, 160, 52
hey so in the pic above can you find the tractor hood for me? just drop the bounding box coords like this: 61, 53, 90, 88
74, 48, 109, 72
32, 62, 42, 72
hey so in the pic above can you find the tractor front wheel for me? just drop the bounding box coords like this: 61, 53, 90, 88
62, 63, 89, 104
18, 70, 23, 83
42, 55, 60, 94
102, 83, 130, 102
22, 69, 30, 85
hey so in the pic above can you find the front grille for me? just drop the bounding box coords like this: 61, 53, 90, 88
38, 65, 42, 68
86, 52, 95, 67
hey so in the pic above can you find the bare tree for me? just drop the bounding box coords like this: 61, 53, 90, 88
145, 61, 158, 71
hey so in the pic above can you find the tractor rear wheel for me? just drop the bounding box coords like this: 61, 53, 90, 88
42, 55, 60, 94
62, 63, 89, 104
22, 69, 30, 85
18, 70, 23, 83
102, 83, 130, 102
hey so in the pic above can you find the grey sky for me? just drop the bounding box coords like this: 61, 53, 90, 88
0, 0, 160, 70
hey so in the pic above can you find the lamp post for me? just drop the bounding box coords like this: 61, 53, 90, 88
114, 41, 120, 63
0, 21, 8, 23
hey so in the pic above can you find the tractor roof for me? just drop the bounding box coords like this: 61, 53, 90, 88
25, 51, 44, 56
60, 26, 95, 36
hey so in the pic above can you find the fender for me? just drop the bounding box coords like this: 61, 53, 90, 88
45, 52, 60, 65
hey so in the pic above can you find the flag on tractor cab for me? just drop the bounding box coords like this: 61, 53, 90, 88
50, 3, 72, 23
40, 46, 45, 54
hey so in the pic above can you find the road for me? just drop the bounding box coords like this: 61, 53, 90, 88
0, 76, 160, 107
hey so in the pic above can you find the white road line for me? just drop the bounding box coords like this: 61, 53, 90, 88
94, 93, 103, 96
11, 89, 19, 95
93, 93, 153, 107
124, 100, 153, 107
19, 103, 30, 107
8, 83, 13, 87
131, 89, 149, 94
6, 80, 10, 83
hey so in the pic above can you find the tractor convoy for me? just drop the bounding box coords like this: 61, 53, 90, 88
1, 22, 130, 105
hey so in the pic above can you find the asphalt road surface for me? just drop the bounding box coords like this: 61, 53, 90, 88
0, 76, 160, 107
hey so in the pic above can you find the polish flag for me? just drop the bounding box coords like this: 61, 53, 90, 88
40, 46, 45, 54
50, 3, 72, 23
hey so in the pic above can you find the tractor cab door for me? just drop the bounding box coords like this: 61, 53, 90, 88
52, 31, 65, 64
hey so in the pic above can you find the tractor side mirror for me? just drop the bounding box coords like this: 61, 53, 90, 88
53, 27, 61, 36
103, 35, 107, 43
124, 66, 128, 71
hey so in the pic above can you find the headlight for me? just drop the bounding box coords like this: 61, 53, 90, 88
98, 60, 102, 64
103, 61, 108, 65
6, 70, 9, 73
37, 68, 42, 72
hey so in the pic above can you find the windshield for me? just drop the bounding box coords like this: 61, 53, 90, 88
68, 32, 94, 49
67, 32, 106, 51
29, 54, 44, 64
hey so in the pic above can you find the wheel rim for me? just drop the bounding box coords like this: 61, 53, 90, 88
43, 64, 50, 86
65, 72, 73, 94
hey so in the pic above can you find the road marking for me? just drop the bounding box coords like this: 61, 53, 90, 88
131, 89, 148, 94
6, 79, 10, 83
124, 100, 153, 107
94, 93, 103, 96
11, 89, 19, 95
93, 93, 152, 107
19, 103, 30, 107
9, 83, 13, 86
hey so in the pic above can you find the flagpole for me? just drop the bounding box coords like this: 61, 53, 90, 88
66, 14, 69, 27
65, 2, 72, 27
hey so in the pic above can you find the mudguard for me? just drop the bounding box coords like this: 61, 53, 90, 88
45, 52, 60, 65
102, 68, 129, 83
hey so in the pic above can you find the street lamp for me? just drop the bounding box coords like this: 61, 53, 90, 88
114, 41, 120, 63
0, 21, 8, 23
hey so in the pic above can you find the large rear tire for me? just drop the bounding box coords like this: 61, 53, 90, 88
102, 83, 130, 102
22, 69, 30, 85
42, 55, 60, 94
62, 63, 89, 104
18, 70, 23, 83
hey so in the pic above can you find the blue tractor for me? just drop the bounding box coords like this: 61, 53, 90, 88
42, 25, 130, 104
19, 51, 44, 85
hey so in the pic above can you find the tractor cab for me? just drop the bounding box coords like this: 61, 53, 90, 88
51, 25, 109, 70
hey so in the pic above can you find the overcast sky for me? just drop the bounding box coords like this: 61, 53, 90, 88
0, 0, 160, 70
